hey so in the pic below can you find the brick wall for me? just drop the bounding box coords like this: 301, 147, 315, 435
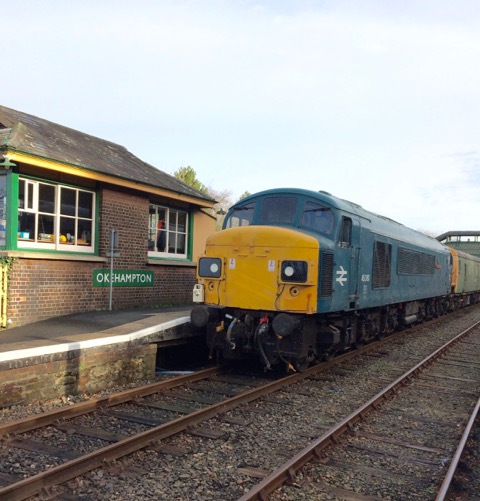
8, 259, 102, 325
99, 188, 149, 268
0, 343, 157, 407
97, 187, 197, 309
6, 186, 197, 327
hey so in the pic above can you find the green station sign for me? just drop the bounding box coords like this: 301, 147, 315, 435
93, 269, 154, 287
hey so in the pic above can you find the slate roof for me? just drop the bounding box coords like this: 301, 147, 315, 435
0, 105, 214, 204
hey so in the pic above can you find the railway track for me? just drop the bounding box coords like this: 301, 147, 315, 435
241, 319, 480, 500
0, 366, 277, 500
0, 308, 479, 500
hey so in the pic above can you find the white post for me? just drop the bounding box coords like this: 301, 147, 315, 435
109, 228, 118, 311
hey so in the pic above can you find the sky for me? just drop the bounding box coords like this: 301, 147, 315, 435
4, 0, 480, 236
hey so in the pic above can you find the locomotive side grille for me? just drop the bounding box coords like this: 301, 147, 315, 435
373, 241, 392, 288
398, 247, 436, 275
320, 252, 334, 296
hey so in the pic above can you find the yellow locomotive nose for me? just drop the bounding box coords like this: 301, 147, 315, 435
199, 226, 319, 314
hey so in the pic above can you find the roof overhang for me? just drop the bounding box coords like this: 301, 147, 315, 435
6, 150, 215, 209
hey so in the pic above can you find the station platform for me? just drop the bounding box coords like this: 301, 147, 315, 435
0, 306, 193, 364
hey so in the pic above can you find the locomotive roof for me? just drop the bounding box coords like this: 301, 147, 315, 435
235, 187, 449, 254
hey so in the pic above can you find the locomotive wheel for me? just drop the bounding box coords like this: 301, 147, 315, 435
214, 349, 224, 365
379, 314, 394, 337
321, 349, 336, 361
293, 357, 310, 372
353, 337, 365, 349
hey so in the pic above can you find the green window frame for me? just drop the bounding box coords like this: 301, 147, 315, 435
148, 204, 189, 259
0, 174, 6, 248
16, 176, 96, 252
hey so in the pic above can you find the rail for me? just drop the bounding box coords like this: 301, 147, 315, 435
238, 320, 480, 501
0, 364, 321, 500
1, 314, 477, 500
435, 396, 480, 501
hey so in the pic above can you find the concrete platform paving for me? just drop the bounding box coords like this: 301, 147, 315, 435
0, 307, 192, 363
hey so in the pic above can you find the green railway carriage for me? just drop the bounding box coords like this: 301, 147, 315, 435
450, 248, 480, 307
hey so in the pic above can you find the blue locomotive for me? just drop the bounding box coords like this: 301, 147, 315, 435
191, 188, 479, 370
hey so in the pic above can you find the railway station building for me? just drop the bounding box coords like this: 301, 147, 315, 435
0, 105, 216, 328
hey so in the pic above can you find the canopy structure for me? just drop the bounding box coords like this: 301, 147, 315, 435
437, 231, 480, 257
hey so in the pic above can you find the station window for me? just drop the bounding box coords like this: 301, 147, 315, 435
148, 204, 188, 259
17, 178, 95, 252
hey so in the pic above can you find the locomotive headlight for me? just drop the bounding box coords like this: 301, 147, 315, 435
198, 257, 222, 278
281, 260, 308, 283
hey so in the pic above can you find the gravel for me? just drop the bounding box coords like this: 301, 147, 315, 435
1, 306, 479, 500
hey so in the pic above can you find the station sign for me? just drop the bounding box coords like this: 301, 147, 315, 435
93, 269, 154, 287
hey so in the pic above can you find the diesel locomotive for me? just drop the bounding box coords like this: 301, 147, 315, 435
191, 188, 480, 370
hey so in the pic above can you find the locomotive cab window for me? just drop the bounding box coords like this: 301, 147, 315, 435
258, 197, 297, 225
225, 202, 256, 228
338, 217, 352, 247
301, 201, 334, 235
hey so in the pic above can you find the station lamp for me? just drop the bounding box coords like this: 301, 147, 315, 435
0, 155, 16, 169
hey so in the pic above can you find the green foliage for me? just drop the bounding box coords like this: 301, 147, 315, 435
0, 256, 16, 272
173, 165, 252, 232
173, 166, 208, 194
0, 257, 16, 326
